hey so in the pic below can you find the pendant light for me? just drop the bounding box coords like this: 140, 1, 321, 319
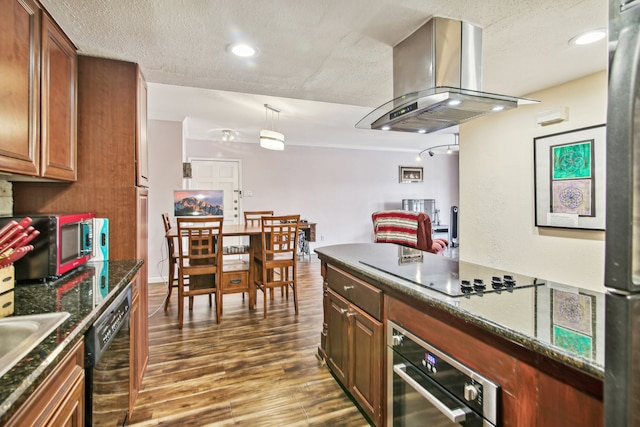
260, 104, 285, 151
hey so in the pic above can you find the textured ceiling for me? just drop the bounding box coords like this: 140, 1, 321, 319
39, 0, 608, 151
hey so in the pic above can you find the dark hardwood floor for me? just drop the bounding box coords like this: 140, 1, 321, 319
128, 257, 371, 426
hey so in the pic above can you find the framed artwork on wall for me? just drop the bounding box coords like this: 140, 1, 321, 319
173, 189, 224, 217
533, 124, 606, 230
399, 166, 423, 183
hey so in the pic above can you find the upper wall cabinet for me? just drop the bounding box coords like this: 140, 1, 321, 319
0, 0, 41, 176
0, 0, 77, 181
74, 56, 148, 189
40, 12, 77, 181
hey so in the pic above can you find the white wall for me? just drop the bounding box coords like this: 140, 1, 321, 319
147, 121, 459, 282
148, 120, 184, 283
460, 71, 607, 292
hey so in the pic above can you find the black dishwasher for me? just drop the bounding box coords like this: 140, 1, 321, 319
85, 283, 132, 426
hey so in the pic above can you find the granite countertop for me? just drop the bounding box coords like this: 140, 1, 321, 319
315, 243, 604, 380
0, 259, 143, 424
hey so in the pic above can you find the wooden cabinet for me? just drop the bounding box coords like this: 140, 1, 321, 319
319, 256, 603, 427
387, 295, 603, 427
0, 0, 41, 176
130, 275, 144, 416
14, 56, 149, 259
7, 340, 84, 427
326, 289, 349, 384
136, 68, 149, 187
321, 265, 383, 426
13, 56, 150, 411
0, 0, 77, 180
135, 189, 149, 390
40, 11, 77, 181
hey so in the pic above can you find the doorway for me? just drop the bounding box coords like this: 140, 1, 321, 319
188, 159, 242, 227
188, 158, 243, 249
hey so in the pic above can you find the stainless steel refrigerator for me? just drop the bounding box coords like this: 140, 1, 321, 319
604, 1, 640, 425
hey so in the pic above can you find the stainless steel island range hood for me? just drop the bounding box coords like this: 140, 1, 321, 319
356, 17, 538, 134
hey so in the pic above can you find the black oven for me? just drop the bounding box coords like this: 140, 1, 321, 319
85, 283, 132, 426
387, 321, 500, 426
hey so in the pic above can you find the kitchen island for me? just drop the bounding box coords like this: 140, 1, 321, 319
316, 243, 603, 426
0, 259, 142, 425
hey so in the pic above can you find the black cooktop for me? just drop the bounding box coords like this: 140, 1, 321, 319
359, 256, 544, 297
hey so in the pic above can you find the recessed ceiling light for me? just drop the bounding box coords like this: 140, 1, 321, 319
570, 29, 606, 46
228, 43, 257, 57
381, 125, 391, 131
448, 99, 462, 106
492, 105, 505, 112
417, 129, 427, 134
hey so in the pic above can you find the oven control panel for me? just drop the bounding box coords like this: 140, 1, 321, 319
419, 345, 486, 408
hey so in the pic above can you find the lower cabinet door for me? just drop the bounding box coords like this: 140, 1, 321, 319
326, 287, 384, 426
7, 340, 85, 427
326, 289, 349, 386
350, 306, 383, 426
47, 372, 84, 427
130, 290, 140, 415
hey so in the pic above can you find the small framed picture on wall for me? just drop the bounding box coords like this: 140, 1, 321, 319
399, 166, 423, 183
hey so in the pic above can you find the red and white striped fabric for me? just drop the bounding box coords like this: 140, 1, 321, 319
372, 210, 421, 248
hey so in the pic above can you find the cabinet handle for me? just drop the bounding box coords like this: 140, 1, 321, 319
340, 308, 348, 315
346, 312, 357, 318
343, 285, 354, 291
230, 279, 242, 284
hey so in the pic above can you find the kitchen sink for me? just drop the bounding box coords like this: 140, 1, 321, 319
0, 312, 70, 378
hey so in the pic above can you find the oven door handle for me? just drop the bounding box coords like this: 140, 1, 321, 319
393, 363, 468, 423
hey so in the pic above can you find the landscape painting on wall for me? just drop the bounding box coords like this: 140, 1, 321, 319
173, 190, 224, 217
533, 124, 606, 230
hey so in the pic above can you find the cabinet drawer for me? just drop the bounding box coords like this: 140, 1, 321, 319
326, 265, 382, 321
222, 270, 249, 294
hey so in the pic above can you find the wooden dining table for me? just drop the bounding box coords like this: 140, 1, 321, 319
166, 224, 263, 309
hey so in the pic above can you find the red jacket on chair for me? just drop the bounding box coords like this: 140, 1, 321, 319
372, 210, 448, 254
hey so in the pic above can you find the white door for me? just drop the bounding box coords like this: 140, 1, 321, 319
189, 159, 241, 226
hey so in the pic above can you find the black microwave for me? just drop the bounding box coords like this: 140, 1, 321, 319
0, 213, 95, 281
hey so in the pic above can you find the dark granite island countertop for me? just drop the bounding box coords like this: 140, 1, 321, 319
315, 243, 604, 380
0, 259, 143, 425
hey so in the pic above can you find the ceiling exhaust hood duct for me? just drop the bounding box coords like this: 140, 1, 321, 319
356, 17, 538, 134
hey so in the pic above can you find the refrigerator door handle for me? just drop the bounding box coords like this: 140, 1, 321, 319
606, 22, 640, 289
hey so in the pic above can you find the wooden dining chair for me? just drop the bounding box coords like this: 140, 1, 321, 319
175, 217, 224, 328
162, 213, 180, 310
246, 210, 294, 298
244, 210, 274, 226
253, 215, 300, 318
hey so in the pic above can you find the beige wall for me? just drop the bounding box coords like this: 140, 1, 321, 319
0, 180, 12, 216
460, 71, 607, 292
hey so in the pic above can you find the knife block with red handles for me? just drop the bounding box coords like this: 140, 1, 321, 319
0, 265, 14, 317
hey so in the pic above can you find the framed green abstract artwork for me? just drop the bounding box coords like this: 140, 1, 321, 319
534, 124, 606, 229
